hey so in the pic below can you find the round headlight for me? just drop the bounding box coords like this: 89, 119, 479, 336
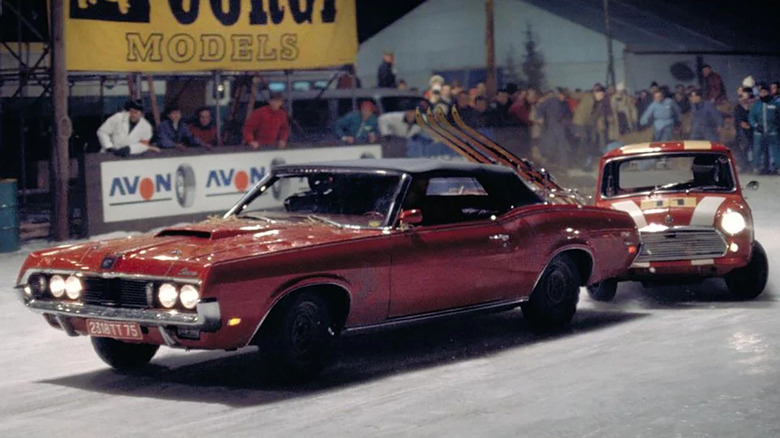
721, 211, 746, 235
49, 275, 66, 298
179, 285, 200, 310
158, 283, 178, 308
65, 275, 83, 300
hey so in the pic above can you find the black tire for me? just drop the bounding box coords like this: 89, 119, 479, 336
522, 255, 581, 330
257, 293, 335, 381
91, 337, 159, 371
725, 241, 769, 300
586, 279, 618, 302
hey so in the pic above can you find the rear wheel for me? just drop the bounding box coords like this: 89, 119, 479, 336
522, 255, 581, 330
725, 241, 768, 300
256, 293, 336, 381
586, 279, 618, 302
91, 337, 159, 371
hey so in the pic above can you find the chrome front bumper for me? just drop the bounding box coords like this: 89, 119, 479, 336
17, 289, 221, 333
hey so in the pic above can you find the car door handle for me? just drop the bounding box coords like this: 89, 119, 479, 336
489, 234, 510, 242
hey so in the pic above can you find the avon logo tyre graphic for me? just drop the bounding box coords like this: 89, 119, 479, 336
175, 164, 196, 208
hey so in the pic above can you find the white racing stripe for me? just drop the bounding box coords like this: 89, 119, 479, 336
683, 141, 713, 150
689, 197, 726, 226
612, 200, 648, 229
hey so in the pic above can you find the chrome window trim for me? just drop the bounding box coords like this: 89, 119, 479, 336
225, 168, 407, 230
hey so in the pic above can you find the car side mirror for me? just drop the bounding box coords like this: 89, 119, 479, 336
745, 180, 759, 191
399, 209, 423, 229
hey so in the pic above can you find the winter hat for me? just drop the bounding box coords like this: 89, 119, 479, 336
742, 76, 756, 89
616, 82, 626, 92
124, 99, 144, 111
429, 75, 445, 87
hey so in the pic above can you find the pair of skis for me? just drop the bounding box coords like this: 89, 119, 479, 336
415, 105, 579, 204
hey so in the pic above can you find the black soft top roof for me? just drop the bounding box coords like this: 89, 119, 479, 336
275, 158, 517, 176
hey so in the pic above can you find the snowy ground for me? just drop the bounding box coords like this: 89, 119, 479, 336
1, 176, 779, 438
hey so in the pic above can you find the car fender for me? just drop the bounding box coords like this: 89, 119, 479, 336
245, 275, 354, 347
530, 244, 596, 291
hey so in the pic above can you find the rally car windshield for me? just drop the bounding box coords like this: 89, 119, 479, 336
601, 153, 736, 198
230, 170, 404, 229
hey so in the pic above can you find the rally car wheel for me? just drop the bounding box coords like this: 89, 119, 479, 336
91, 337, 159, 371
586, 279, 618, 302
257, 293, 335, 381
522, 254, 580, 330
725, 241, 769, 300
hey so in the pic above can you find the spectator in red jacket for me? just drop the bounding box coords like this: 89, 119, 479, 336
702, 65, 727, 104
189, 107, 218, 148
243, 92, 290, 149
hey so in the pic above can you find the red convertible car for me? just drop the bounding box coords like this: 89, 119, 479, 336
16, 159, 639, 379
590, 141, 768, 301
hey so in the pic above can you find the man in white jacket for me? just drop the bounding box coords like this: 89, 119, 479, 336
97, 99, 159, 156
377, 103, 422, 139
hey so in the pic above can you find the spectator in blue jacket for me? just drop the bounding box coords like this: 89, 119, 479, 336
640, 89, 682, 141
335, 100, 379, 144
157, 105, 204, 150
748, 83, 780, 173
688, 89, 723, 142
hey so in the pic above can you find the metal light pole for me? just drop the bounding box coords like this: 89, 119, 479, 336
485, 0, 497, 98
51, 0, 71, 240
603, 0, 616, 87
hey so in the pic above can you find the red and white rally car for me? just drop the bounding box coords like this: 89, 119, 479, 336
590, 141, 768, 301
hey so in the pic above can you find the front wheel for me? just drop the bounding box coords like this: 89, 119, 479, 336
725, 241, 768, 300
522, 255, 581, 330
586, 279, 618, 302
91, 337, 159, 371
256, 293, 336, 381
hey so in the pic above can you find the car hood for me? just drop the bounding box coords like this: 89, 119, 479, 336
603, 193, 747, 230
22, 218, 383, 280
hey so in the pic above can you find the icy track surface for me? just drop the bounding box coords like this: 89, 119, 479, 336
1, 179, 779, 438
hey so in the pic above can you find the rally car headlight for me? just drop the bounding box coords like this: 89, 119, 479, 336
158, 283, 178, 309
721, 211, 746, 235
64, 275, 83, 300
179, 285, 200, 310
49, 275, 66, 298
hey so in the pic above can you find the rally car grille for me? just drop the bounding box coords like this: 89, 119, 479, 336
82, 277, 152, 308
635, 228, 728, 262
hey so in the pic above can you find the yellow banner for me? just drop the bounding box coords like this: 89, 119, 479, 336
64, 0, 357, 72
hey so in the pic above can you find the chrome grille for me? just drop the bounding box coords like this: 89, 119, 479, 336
82, 278, 152, 308
635, 228, 728, 262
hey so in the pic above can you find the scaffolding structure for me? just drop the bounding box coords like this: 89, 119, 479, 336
0, 0, 52, 204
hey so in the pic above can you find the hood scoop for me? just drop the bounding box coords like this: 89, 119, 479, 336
156, 225, 265, 240
156, 229, 212, 239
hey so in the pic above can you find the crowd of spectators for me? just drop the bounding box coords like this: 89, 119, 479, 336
95, 56, 780, 175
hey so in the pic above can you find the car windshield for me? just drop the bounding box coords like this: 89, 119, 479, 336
601, 153, 736, 198
231, 170, 403, 229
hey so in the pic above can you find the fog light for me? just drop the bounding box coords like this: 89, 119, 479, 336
730, 242, 739, 253
179, 285, 200, 310
158, 283, 178, 308
49, 275, 66, 298
65, 275, 83, 300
